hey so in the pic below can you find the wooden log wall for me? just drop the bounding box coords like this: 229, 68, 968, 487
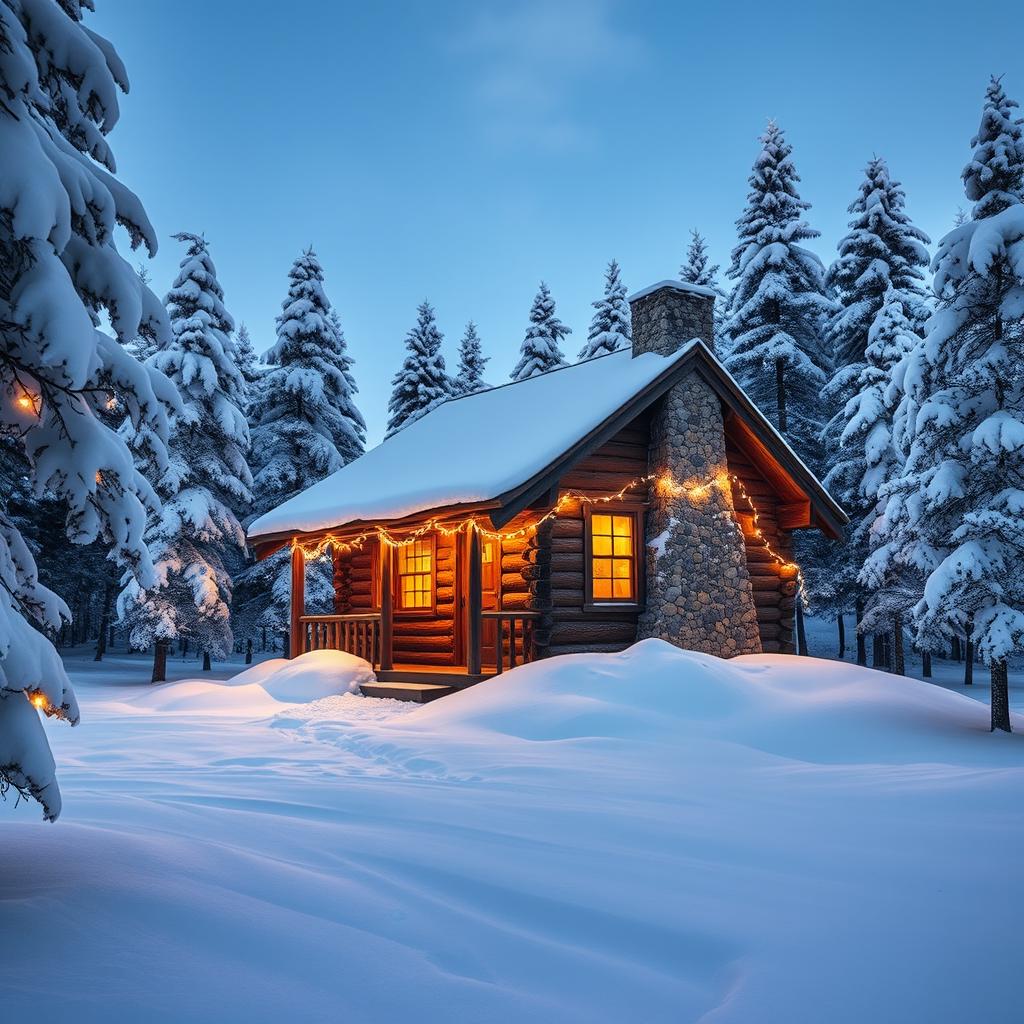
335, 543, 375, 615
334, 534, 459, 665
538, 414, 651, 659
498, 511, 534, 661
725, 436, 797, 654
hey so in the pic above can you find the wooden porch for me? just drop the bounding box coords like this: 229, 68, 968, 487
289, 532, 540, 702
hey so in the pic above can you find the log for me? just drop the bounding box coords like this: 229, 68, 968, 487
753, 590, 783, 608
551, 518, 584, 539
748, 575, 782, 592
547, 641, 632, 657
501, 591, 533, 611
391, 620, 454, 637
550, 620, 637, 644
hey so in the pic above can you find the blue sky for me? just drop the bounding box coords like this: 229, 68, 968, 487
91, 0, 1022, 445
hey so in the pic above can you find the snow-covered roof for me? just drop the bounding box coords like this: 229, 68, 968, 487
248, 345, 697, 540
627, 279, 719, 303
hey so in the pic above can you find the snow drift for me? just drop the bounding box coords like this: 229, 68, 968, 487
3, 642, 1023, 1024
126, 649, 374, 715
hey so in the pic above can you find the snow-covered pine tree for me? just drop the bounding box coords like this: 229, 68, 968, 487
119, 234, 252, 678
835, 289, 922, 666
811, 159, 931, 643
234, 323, 262, 413
0, 1, 179, 819
233, 251, 363, 644
578, 260, 631, 360
327, 307, 367, 463
723, 121, 836, 470
512, 282, 571, 380
452, 321, 490, 396
386, 301, 451, 438
680, 230, 726, 297
877, 76, 1024, 731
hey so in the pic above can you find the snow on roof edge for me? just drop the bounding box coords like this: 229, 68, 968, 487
627, 279, 718, 303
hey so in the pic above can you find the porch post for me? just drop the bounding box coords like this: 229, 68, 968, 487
379, 541, 394, 671
289, 544, 305, 659
467, 525, 483, 676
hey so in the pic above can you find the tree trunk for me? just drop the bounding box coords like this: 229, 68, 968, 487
202, 651, 211, 672
261, 626, 267, 652
109, 623, 116, 650
892, 613, 905, 676
245, 639, 253, 665
872, 633, 886, 668
837, 613, 846, 658
951, 636, 961, 662
855, 597, 867, 666
93, 583, 114, 661
990, 660, 1011, 733
775, 357, 788, 434
282, 629, 290, 659
964, 618, 974, 686
922, 651, 932, 678
796, 599, 808, 655
151, 640, 168, 683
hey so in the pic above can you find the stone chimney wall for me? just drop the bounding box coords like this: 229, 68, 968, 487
629, 280, 761, 657
630, 280, 716, 357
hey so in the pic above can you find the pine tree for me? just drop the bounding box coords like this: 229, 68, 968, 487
578, 260, 631, 360
512, 282, 571, 380
234, 323, 262, 412
452, 322, 490, 396
386, 301, 451, 438
119, 234, 252, 677
680, 230, 727, 297
326, 307, 367, 463
841, 289, 922, 646
233, 252, 365, 643
810, 159, 931, 634
723, 121, 836, 470
879, 76, 1024, 731
0, 1, 179, 819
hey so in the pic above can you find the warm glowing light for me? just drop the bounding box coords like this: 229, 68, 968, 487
291, 467, 807, 608
105, 396, 118, 411
95, 471, 103, 485
30, 693, 47, 710
17, 395, 32, 409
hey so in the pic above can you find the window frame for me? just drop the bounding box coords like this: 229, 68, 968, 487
394, 534, 437, 615
583, 504, 645, 612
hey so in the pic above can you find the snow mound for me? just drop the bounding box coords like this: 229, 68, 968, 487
401, 638, 1023, 764
127, 650, 376, 716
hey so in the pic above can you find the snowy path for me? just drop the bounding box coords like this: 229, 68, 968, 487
2, 644, 1023, 1023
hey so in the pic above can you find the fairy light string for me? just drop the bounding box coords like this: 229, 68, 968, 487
291, 468, 807, 607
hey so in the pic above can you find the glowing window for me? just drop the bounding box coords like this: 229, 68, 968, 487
590, 513, 636, 602
397, 539, 433, 609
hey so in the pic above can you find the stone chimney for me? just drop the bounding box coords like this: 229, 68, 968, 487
628, 280, 716, 357
629, 279, 762, 657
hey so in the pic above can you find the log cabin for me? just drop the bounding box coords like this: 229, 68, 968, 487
247, 280, 847, 701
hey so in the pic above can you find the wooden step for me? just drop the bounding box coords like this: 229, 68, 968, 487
360, 681, 455, 703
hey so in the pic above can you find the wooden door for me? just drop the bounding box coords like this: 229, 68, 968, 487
480, 539, 500, 667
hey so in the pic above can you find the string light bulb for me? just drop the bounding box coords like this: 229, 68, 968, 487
290, 468, 808, 611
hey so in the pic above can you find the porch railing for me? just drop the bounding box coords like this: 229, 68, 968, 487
483, 611, 541, 674
299, 613, 381, 666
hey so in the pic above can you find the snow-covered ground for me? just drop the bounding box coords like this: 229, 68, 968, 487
805, 613, 1024, 711
3, 641, 1023, 1023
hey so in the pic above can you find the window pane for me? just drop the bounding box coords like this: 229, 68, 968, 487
593, 559, 611, 579
613, 515, 632, 537
593, 535, 612, 556
593, 578, 613, 599
613, 559, 631, 578
592, 514, 611, 536
613, 536, 631, 555
613, 578, 632, 599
